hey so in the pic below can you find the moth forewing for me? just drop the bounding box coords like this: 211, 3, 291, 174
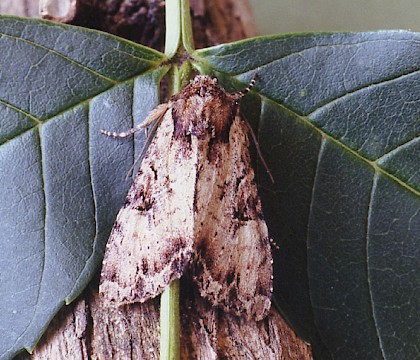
99, 108, 195, 305
99, 75, 273, 321
192, 113, 273, 321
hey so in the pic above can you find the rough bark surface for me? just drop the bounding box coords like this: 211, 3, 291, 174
32, 278, 312, 359
0, 0, 40, 18
2, 1, 313, 359
1, 0, 258, 51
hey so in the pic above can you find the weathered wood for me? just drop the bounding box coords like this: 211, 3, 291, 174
179, 279, 312, 359
89, 286, 161, 359
0, 0, 258, 50
32, 298, 89, 360
32, 276, 312, 359
37, 0, 258, 51
0, 0, 40, 17
40, 0, 77, 23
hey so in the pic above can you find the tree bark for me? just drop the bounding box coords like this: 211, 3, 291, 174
3, 1, 313, 359
0, 0, 40, 18
32, 278, 312, 359
1, 0, 258, 51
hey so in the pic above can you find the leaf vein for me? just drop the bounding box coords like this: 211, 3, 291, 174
366, 172, 386, 360
0, 31, 158, 84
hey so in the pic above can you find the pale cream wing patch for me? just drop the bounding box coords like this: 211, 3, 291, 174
193, 116, 273, 321
100, 109, 197, 306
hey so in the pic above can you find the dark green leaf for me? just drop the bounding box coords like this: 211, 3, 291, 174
0, 16, 167, 358
195, 31, 420, 359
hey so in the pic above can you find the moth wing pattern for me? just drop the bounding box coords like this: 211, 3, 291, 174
193, 115, 273, 321
100, 104, 196, 306
100, 75, 273, 320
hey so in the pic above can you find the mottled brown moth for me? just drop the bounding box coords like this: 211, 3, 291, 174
99, 75, 273, 321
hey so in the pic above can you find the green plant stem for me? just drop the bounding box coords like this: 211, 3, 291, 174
181, 0, 195, 53
164, 0, 181, 57
159, 65, 183, 360
160, 279, 181, 360
160, 1, 195, 358
164, 0, 194, 57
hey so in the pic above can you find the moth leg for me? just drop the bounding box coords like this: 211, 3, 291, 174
229, 74, 275, 183
125, 105, 168, 179
242, 118, 275, 184
269, 237, 280, 250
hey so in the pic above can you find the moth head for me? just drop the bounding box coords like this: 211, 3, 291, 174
188, 75, 221, 98
191, 75, 218, 87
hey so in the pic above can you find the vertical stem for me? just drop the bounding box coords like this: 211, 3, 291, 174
160, 67, 182, 360
164, 0, 181, 57
181, 0, 195, 53
161, 0, 196, 356
160, 280, 181, 360
164, 0, 195, 57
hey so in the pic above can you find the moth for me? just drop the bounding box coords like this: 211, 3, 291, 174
99, 75, 273, 321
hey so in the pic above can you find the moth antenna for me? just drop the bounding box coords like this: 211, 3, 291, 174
101, 123, 145, 139
234, 73, 258, 98
243, 119, 275, 184
125, 112, 165, 180
101, 104, 169, 139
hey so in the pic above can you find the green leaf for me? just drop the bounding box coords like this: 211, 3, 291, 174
194, 31, 420, 359
0, 16, 168, 358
